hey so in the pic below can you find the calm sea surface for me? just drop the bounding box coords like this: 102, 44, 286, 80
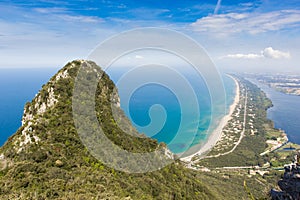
108, 68, 236, 153
0, 68, 236, 154
0, 68, 58, 146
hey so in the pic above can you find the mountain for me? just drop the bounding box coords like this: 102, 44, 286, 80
0, 60, 216, 199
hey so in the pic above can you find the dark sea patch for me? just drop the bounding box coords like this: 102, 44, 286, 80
0, 68, 58, 146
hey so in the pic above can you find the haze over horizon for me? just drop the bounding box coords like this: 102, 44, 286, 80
0, 0, 299, 74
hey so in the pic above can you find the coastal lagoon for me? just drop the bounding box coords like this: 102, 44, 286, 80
249, 79, 300, 144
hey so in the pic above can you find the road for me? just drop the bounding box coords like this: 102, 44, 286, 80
203, 89, 248, 158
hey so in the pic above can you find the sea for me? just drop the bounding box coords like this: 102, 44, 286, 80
0, 67, 236, 154
0, 68, 59, 146
249, 79, 300, 144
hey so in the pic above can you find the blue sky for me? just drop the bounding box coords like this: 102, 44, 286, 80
0, 0, 300, 72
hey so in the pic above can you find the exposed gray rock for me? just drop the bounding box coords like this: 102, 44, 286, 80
271, 155, 300, 200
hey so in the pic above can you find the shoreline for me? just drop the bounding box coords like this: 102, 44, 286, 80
180, 75, 240, 162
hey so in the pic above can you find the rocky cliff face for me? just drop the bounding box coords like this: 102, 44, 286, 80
271, 162, 300, 200
0, 60, 215, 199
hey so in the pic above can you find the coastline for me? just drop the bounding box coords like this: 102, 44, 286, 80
180, 75, 240, 162
248, 79, 300, 144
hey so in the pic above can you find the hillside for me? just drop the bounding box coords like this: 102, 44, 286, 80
0, 60, 281, 199
0, 60, 216, 199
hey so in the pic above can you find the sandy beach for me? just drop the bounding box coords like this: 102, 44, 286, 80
180, 75, 240, 162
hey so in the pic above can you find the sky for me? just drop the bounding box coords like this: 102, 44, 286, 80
0, 0, 300, 73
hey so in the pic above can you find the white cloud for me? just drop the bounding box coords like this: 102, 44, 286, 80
221, 47, 290, 59
222, 53, 263, 59
33, 7, 104, 23
57, 14, 104, 23
191, 10, 300, 35
0, 6, 111, 68
135, 55, 144, 59
262, 47, 291, 59
34, 7, 67, 14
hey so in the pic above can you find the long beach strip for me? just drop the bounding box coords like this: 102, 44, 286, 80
180, 75, 240, 162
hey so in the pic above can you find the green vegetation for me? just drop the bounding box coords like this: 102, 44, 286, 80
207, 82, 247, 156
0, 60, 216, 199
198, 169, 279, 200
196, 77, 275, 167
0, 62, 289, 199
267, 142, 300, 167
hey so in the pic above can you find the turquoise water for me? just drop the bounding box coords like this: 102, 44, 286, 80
108, 67, 236, 154
0, 67, 236, 154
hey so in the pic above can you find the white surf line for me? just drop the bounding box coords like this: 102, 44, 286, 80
180, 75, 241, 166
203, 89, 248, 158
